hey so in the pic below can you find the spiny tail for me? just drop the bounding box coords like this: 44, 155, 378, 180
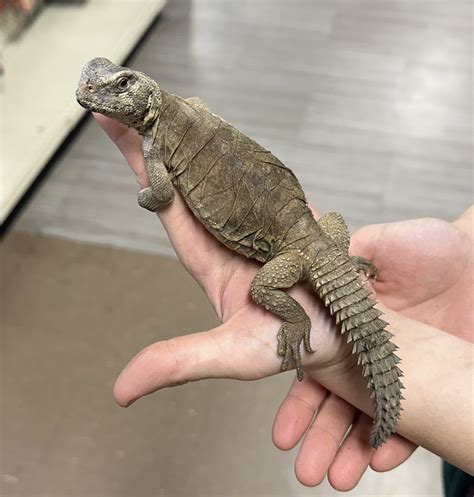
310, 249, 404, 447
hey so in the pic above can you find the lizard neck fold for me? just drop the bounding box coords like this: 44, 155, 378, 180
153, 90, 217, 170
137, 78, 163, 135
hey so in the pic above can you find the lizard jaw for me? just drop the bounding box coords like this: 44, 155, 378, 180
75, 85, 95, 111
75, 86, 113, 117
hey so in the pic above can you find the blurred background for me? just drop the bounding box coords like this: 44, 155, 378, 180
1, 0, 472, 496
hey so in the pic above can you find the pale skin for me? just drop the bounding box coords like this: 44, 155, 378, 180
94, 113, 474, 487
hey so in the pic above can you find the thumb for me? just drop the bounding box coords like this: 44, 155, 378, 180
93, 113, 150, 188
113, 319, 280, 407
349, 224, 382, 262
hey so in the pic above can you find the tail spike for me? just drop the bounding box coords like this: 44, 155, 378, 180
312, 250, 403, 448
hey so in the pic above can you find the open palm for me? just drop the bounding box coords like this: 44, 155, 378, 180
351, 216, 472, 339
94, 114, 472, 490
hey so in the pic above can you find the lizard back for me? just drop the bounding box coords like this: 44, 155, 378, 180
155, 91, 320, 262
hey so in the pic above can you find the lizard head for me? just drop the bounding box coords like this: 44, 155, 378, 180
76, 57, 161, 131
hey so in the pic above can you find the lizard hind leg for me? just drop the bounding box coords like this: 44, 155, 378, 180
350, 256, 379, 280
250, 253, 314, 381
318, 212, 378, 280
317, 212, 350, 254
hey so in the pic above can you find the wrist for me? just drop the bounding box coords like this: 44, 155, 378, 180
309, 307, 474, 474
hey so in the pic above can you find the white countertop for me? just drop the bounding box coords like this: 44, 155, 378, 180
1, 0, 167, 223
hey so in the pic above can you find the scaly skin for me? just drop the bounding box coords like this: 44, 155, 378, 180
76, 57, 403, 447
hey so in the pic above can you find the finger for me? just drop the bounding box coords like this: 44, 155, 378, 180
93, 113, 149, 187
114, 316, 281, 407
294, 394, 355, 487
327, 414, 373, 491
370, 434, 418, 472
454, 204, 473, 237
308, 204, 321, 220
272, 376, 328, 451
349, 224, 381, 262
114, 326, 226, 407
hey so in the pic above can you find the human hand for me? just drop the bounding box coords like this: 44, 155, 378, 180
274, 207, 473, 487
93, 113, 354, 389
93, 114, 471, 489
351, 211, 473, 340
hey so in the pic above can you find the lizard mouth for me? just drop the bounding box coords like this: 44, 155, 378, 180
75, 90, 113, 116
75, 87, 93, 110
75, 86, 104, 113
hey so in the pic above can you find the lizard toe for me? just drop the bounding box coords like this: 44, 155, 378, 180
280, 346, 292, 372
304, 328, 315, 354
277, 320, 311, 380
277, 327, 288, 357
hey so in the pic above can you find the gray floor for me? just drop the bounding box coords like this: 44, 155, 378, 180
6, 0, 473, 496
15, 0, 473, 256
2, 232, 444, 497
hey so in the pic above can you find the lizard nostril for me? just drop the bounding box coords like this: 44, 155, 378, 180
88, 84, 93, 91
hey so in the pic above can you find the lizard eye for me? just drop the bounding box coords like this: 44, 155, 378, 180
117, 77, 129, 90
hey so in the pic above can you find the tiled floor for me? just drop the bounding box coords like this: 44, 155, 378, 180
4, 0, 472, 495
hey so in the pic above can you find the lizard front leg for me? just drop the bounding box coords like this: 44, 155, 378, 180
250, 253, 314, 381
138, 149, 174, 212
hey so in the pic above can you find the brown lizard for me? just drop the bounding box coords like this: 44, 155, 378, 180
76, 57, 403, 447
